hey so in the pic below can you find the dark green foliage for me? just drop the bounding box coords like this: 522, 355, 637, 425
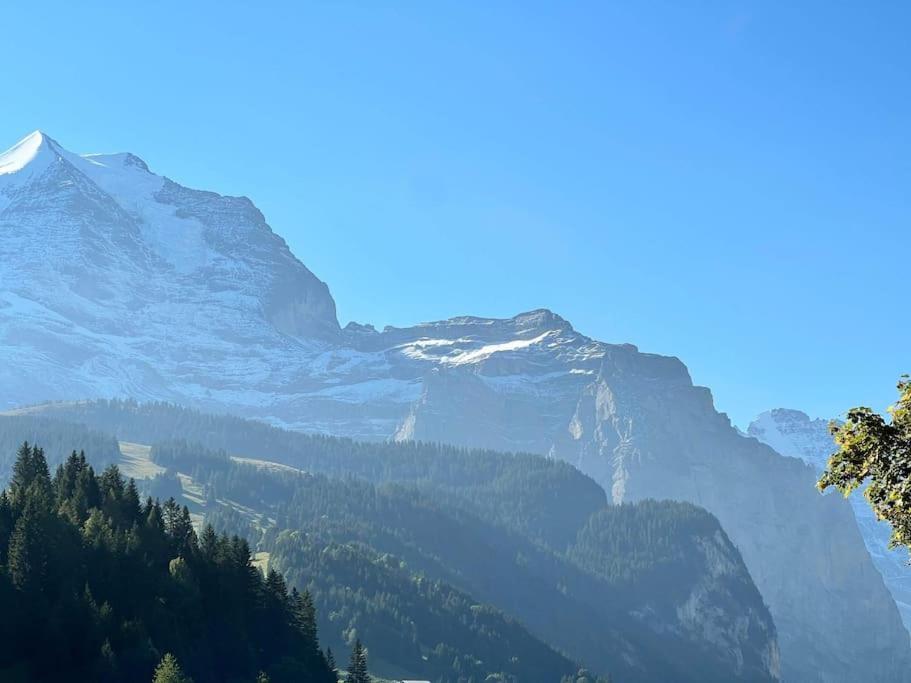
37, 399, 607, 548
148, 469, 185, 502
200, 452, 765, 682
27, 399, 776, 683
346, 639, 369, 683
569, 501, 759, 599
258, 533, 576, 682
0, 415, 120, 488
0, 442, 337, 683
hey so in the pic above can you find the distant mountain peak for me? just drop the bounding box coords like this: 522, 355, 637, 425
748, 409, 831, 464
0, 130, 60, 176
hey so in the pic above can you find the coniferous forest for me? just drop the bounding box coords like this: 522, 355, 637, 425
0, 442, 337, 683
0, 403, 777, 683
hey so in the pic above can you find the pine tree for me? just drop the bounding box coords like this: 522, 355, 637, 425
100, 464, 126, 507
199, 523, 219, 560
346, 639, 369, 683
7, 457, 55, 595
163, 498, 197, 557
7, 509, 46, 592
0, 437, 336, 682
9, 442, 34, 507
124, 478, 142, 522
265, 569, 288, 604
291, 587, 319, 651
152, 652, 193, 683
10, 443, 52, 510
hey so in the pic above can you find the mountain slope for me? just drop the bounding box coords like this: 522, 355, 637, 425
0, 130, 908, 681
0, 416, 584, 683
749, 409, 911, 633
392, 343, 911, 682
0, 130, 338, 410
3, 400, 780, 682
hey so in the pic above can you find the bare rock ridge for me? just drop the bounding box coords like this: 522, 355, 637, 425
1, 131, 909, 682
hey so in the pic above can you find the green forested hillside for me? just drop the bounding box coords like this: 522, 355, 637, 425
199, 456, 767, 683
4, 400, 777, 683
0, 422, 586, 683
0, 443, 337, 683
9, 400, 606, 548
268, 537, 578, 682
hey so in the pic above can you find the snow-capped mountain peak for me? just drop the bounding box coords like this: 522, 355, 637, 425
0, 130, 339, 404
0, 130, 57, 175
0, 132, 66, 204
0, 130, 149, 178
748, 408, 833, 468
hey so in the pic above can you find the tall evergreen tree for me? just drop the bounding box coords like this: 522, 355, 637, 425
346, 639, 369, 683
326, 647, 337, 677
199, 523, 219, 560
291, 587, 319, 649
152, 653, 193, 683
7, 507, 47, 592
10, 442, 52, 510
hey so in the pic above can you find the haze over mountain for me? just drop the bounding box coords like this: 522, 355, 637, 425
1, 130, 910, 682
0, 404, 779, 682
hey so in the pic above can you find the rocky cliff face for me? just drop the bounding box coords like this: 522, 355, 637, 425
395, 340, 911, 682
1, 130, 909, 681
750, 409, 911, 635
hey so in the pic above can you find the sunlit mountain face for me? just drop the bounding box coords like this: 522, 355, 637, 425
2, 130, 911, 682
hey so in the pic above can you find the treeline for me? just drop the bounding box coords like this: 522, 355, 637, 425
193, 444, 761, 683
0, 414, 120, 486
198, 460, 587, 682
0, 443, 337, 683
20, 400, 776, 682
30, 399, 606, 548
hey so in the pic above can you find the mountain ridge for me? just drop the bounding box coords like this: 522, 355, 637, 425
1, 130, 909, 681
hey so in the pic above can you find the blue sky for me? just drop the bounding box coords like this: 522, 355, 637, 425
2, 1, 908, 428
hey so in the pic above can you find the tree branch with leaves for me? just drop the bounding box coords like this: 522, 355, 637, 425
819, 377, 911, 551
